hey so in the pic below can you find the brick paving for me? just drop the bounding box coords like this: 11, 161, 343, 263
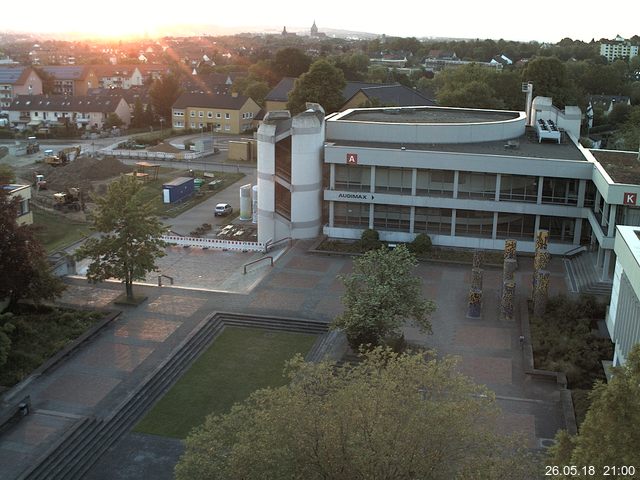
0, 241, 570, 479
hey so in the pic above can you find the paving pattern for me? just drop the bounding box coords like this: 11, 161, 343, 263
0, 240, 570, 479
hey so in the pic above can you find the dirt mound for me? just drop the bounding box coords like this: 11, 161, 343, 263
45, 156, 134, 191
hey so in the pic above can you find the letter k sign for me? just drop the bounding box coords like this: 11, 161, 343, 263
623, 192, 637, 205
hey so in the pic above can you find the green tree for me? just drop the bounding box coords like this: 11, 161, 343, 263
615, 106, 640, 150
149, 74, 182, 123
287, 60, 346, 115
0, 164, 15, 184
176, 348, 536, 480
522, 56, 578, 107
0, 191, 65, 310
131, 98, 146, 128
33, 67, 56, 95
104, 112, 123, 129
273, 47, 311, 79
331, 244, 435, 349
549, 344, 640, 478
75, 176, 166, 300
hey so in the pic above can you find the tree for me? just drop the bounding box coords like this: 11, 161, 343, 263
0, 191, 65, 310
104, 112, 123, 130
176, 348, 536, 480
75, 176, 166, 300
331, 245, 435, 349
549, 344, 640, 477
130, 98, 146, 128
273, 47, 311, 78
33, 67, 56, 95
287, 59, 346, 115
522, 57, 578, 107
0, 164, 15, 185
149, 74, 182, 123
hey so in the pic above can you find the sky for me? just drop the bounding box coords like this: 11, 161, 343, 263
2, 0, 639, 43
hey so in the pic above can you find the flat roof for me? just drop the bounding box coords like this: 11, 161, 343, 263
327, 128, 586, 161
339, 107, 520, 124
589, 150, 640, 185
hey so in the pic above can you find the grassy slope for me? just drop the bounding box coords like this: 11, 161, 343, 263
32, 207, 91, 252
134, 327, 317, 439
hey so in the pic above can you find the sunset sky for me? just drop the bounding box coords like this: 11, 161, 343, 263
2, 0, 638, 42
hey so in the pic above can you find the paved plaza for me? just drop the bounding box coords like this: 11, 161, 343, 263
0, 240, 571, 479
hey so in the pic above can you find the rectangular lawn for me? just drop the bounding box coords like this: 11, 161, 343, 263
134, 327, 317, 439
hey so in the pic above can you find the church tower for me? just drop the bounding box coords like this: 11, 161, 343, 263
310, 20, 318, 37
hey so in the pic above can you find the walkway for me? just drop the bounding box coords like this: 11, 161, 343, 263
0, 242, 569, 479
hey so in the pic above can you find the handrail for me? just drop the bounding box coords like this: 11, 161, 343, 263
157, 274, 174, 286
264, 236, 292, 253
563, 245, 587, 259
243, 256, 273, 274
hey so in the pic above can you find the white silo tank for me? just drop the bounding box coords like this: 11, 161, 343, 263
252, 185, 258, 224
239, 184, 252, 220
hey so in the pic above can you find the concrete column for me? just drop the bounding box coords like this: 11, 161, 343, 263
411, 168, 417, 196
534, 215, 540, 242
501, 281, 516, 321
596, 245, 604, 268
467, 288, 482, 319
594, 190, 601, 214
602, 250, 612, 281
533, 270, 550, 317
608, 204, 617, 237
473, 249, 485, 269
370, 166, 376, 194
602, 201, 610, 228
450, 209, 457, 237
368, 203, 374, 229
453, 171, 459, 199
492, 212, 498, 240
495, 173, 501, 202
329, 163, 335, 190
577, 179, 586, 208
409, 206, 415, 234
328, 201, 334, 227
573, 218, 583, 245
471, 268, 483, 290
537, 176, 544, 205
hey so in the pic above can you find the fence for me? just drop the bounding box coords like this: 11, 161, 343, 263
100, 149, 211, 161
162, 235, 264, 252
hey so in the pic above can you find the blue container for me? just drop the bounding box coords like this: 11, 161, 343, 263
162, 177, 194, 204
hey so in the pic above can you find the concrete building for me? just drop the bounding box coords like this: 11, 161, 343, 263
0, 67, 43, 109
607, 226, 640, 366
257, 99, 640, 283
600, 36, 639, 62
3, 184, 33, 226
40, 66, 98, 96
172, 92, 260, 134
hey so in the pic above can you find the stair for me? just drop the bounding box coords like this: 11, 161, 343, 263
305, 330, 347, 363
564, 253, 612, 297
19, 313, 328, 480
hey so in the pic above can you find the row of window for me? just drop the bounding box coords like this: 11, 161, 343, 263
333, 202, 577, 243
334, 165, 581, 206
173, 121, 232, 131
175, 110, 254, 120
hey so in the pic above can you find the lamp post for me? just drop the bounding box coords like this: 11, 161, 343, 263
159, 117, 165, 138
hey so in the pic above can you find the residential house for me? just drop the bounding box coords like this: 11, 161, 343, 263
600, 35, 639, 62
588, 95, 631, 116
40, 66, 98, 96
3, 184, 33, 226
340, 84, 436, 110
0, 67, 43, 109
369, 54, 408, 68
172, 92, 261, 134
7, 94, 130, 130
93, 65, 144, 89
490, 54, 513, 66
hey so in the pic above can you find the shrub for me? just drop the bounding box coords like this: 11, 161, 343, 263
408, 233, 432, 255
358, 229, 382, 251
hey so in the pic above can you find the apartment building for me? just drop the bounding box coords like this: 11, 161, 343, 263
3, 184, 33, 226
40, 66, 98, 96
172, 92, 260, 134
600, 36, 639, 62
0, 67, 43, 109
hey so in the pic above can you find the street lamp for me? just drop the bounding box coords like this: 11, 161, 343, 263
159, 117, 165, 137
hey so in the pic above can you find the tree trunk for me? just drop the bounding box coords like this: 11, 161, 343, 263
125, 275, 134, 299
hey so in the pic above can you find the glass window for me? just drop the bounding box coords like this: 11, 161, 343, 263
373, 205, 411, 231
333, 202, 369, 227
496, 213, 536, 240
198, 111, 204, 117
190, 111, 195, 117
539, 216, 575, 243
216, 113, 221, 118
455, 209, 494, 238
207, 112, 213, 118
375, 167, 412, 194
415, 207, 452, 235
225, 113, 230, 119
416, 169, 454, 197
335, 165, 371, 191
541, 178, 578, 205
457, 172, 496, 200
499, 175, 538, 203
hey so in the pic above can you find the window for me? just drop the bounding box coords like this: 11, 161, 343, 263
457, 172, 496, 200
174, 121, 183, 127
224, 125, 230, 131
199, 123, 204, 128
190, 111, 195, 117
275, 182, 291, 220
373, 205, 410, 231
334, 202, 369, 227
375, 167, 412, 194
541, 177, 578, 205
414, 207, 452, 235
198, 111, 204, 117
207, 112, 213, 118
496, 213, 536, 240
416, 169, 454, 197
335, 165, 371, 191
225, 113, 230, 119
455, 209, 494, 238
499, 175, 538, 203
18, 199, 30, 216
538, 216, 575, 243
191, 122, 195, 128
216, 113, 221, 119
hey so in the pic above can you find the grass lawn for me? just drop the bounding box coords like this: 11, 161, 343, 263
134, 327, 317, 439
32, 207, 91, 252
138, 171, 244, 218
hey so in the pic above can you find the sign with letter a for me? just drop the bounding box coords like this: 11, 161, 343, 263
346, 153, 358, 165
623, 192, 637, 205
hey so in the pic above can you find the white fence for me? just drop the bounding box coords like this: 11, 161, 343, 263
162, 235, 264, 252
101, 149, 211, 161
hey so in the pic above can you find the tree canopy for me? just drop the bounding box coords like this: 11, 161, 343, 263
0, 191, 65, 310
549, 343, 640, 477
331, 244, 435, 349
149, 74, 182, 123
75, 175, 166, 300
287, 59, 346, 115
176, 348, 536, 480
273, 47, 312, 79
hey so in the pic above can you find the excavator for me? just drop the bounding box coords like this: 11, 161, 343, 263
44, 145, 81, 167
53, 187, 82, 212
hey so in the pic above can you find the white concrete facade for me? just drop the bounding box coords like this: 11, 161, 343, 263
606, 226, 640, 366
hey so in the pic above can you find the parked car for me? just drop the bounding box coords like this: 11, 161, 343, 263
215, 203, 233, 216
